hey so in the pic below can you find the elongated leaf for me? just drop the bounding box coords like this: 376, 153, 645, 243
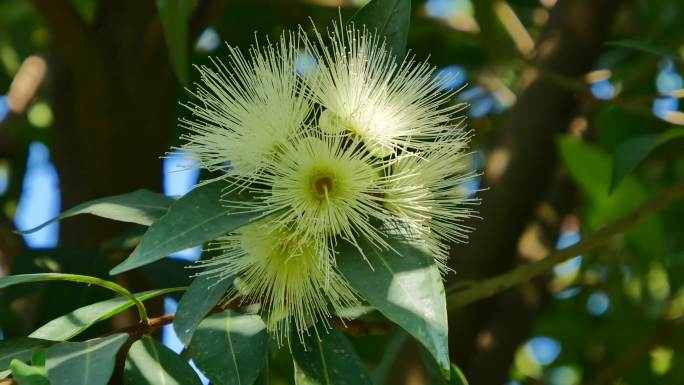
111, 182, 262, 275
30, 288, 184, 341
124, 335, 202, 385
17, 189, 173, 234
189, 310, 268, 385
174, 273, 234, 346
610, 128, 684, 192
0, 339, 52, 375
10, 359, 49, 385
421, 349, 468, 385
348, 0, 411, 60
155, 0, 192, 84
607, 39, 682, 61
46, 333, 128, 385
371, 331, 408, 384
337, 239, 450, 378
559, 136, 668, 270
291, 328, 373, 385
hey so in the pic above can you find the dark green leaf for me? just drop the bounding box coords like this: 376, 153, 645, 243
110, 182, 262, 275
291, 328, 373, 385
610, 128, 684, 192
189, 310, 268, 385
17, 189, 173, 234
155, 0, 192, 84
0, 339, 52, 375
124, 335, 202, 385
337, 239, 450, 378
421, 349, 468, 385
9, 359, 49, 385
46, 333, 128, 385
174, 273, 234, 346
70, 0, 97, 24
30, 288, 184, 341
607, 39, 682, 61
558, 136, 668, 269
371, 331, 408, 384
348, 0, 411, 60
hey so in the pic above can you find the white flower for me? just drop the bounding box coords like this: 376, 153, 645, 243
197, 219, 358, 342
302, 23, 466, 158
180, 33, 310, 184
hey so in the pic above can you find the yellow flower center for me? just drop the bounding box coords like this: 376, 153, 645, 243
311, 174, 335, 200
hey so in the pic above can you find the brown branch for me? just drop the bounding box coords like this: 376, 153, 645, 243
447, 180, 684, 310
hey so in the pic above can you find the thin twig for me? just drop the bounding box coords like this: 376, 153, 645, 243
447, 181, 684, 310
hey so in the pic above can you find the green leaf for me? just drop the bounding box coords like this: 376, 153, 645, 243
0, 273, 150, 323
124, 335, 202, 385
0, 339, 52, 376
70, 0, 97, 24
30, 288, 185, 341
421, 349, 468, 385
610, 128, 684, 192
291, 328, 373, 385
155, 0, 192, 84
10, 359, 49, 385
337, 239, 450, 378
110, 182, 262, 275
46, 334, 128, 385
17, 189, 173, 234
371, 331, 408, 384
174, 273, 234, 346
189, 310, 268, 385
558, 136, 668, 269
348, 0, 411, 60
607, 39, 682, 61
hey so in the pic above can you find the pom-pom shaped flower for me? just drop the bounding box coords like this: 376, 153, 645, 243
179, 21, 479, 341
303, 23, 466, 158
383, 136, 479, 271
198, 220, 357, 342
180, 33, 310, 183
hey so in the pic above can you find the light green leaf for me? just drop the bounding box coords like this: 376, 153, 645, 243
348, 0, 411, 60
337, 239, 450, 378
17, 189, 173, 234
610, 128, 684, 192
10, 359, 49, 385
0, 273, 149, 323
124, 335, 202, 385
110, 182, 262, 275
291, 328, 373, 385
155, 0, 192, 84
46, 333, 128, 385
558, 136, 668, 268
30, 288, 185, 341
0, 339, 52, 376
189, 310, 268, 385
607, 39, 682, 61
174, 273, 234, 346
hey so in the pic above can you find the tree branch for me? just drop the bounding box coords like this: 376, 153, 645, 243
447, 180, 684, 310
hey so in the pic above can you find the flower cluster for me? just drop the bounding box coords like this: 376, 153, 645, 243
180, 23, 478, 342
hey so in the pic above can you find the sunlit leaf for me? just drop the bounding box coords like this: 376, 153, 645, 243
16, 189, 173, 234
337, 239, 450, 378
46, 333, 128, 385
9, 359, 48, 385
291, 328, 373, 385
124, 335, 202, 385
30, 288, 184, 341
110, 182, 262, 275
189, 310, 268, 385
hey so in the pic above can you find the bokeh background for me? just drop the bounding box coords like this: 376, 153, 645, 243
2, 0, 684, 384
